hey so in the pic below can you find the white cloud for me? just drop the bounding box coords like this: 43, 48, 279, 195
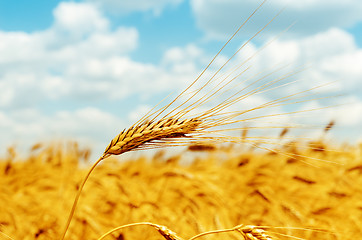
0, 107, 124, 157
162, 44, 211, 74
86, 0, 184, 16
295, 97, 362, 142
53, 2, 109, 35
128, 105, 153, 123
331, 99, 362, 127
229, 28, 361, 96
0, 2, 139, 108
191, 0, 362, 40
0, 2, 210, 110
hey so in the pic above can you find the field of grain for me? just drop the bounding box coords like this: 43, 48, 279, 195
1, 137, 361, 240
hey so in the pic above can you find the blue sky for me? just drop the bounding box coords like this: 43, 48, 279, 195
1, 0, 362, 157
0, 0, 200, 62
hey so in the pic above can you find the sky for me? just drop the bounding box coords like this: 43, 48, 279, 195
0, 0, 362, 158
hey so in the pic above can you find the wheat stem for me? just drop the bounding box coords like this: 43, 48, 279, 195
188, 228, 236, 240
97, 222, 184, 240
59, 154, 106, 240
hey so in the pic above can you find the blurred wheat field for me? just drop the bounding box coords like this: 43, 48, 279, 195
1, 139, 361, 240
1, 3, 360, 239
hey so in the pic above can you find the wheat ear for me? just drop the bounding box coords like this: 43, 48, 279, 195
189, 224, 273, 240
237, 225, 273, 240
103, 118, 203, 156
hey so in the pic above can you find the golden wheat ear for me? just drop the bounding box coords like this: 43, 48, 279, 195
103, 118, 202, 157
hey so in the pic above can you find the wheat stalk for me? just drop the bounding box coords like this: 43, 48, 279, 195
97, 222, 184, 240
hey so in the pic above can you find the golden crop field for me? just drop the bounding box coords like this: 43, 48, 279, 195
1, 137, 361, 240
1, 2, 361, 240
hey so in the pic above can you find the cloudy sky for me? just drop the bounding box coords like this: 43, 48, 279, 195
0, 0, 361, 157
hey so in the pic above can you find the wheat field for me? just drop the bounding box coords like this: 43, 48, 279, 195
1, 137, 361, 240
1, 1, 361, 239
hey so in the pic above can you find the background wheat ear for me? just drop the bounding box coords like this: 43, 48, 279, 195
237, 225, 273, 240
187, 224, 275, 240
